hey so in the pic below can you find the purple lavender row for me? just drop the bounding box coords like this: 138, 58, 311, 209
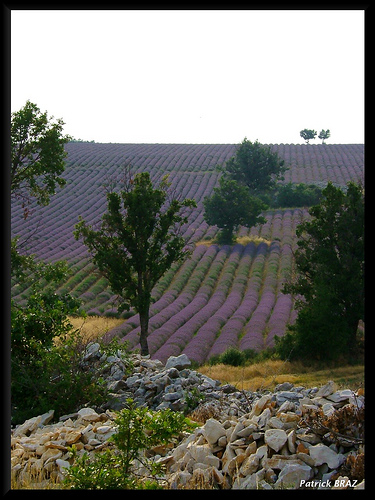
171, 245, 253, 363
198, 243, 263, 360
264, 293, 293, 348
148, 245, 239, 357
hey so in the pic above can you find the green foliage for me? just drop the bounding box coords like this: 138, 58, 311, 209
11, 281, 79, 423
10, 101, 110, 424
318, 129, 330, 144
184, 386, 205, 413
74, 171, 196, 355
270, 182, 323, 208
224, 138, 287, 194
11, 317, 127, 425
203, 177, 267, 244
64, 399, 196, 489
10, 256, 125, 424
11, 100, 71, 219
219, 347, 246, 366
203, 138, 286, 244
300, 128, 317, 143
277, 181, 364, 361
208, 347, 276, 367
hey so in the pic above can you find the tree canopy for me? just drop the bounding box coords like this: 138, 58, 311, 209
203, 177, 267, 244
277, 181, 364, 361
224, 138, 287, 195
300, 129, 317, 144
11, 101, 88, 424
74, 171, 196, 355
11, 100, 71, 219
318, 129, 331, 144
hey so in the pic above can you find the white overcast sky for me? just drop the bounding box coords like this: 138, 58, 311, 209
11, 9, 364, 144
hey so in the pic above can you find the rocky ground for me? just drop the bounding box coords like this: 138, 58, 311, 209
11, 345, 365, 489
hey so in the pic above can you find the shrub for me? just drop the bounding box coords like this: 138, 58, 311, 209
271, 182, 323, 208
63, 399, 196, 489
219, 347, 246, 366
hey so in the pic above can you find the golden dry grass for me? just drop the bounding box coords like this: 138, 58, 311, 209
198, 360, 365, 393
68, 315, 124, 343
195, 235, 271, 247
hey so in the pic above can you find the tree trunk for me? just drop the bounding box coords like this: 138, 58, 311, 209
137, 271, 151, 356
139, 310, 149, 356
347, 315, 360, 355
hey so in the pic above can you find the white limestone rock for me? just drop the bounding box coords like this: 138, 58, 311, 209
264, 428, 288, 452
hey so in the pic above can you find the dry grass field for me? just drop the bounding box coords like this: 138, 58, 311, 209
198, 360, 365, 393
68, 315, 124, 343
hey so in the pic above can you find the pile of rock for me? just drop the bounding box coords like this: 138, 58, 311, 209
11, 349, 365, 490
165, 381, 365, 489
11, 406, 118, 486
84, 347, 255, 416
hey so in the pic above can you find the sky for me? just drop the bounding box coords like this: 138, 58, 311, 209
11, 9, 365, 145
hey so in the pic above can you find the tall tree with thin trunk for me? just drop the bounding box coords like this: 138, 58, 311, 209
74, 172, 196, 355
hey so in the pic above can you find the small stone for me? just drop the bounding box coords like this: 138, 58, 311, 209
64, 430, 82, 445
264, 429, 288, 452
274, 463, 312, 489
316, 380, 337, 398
287, 429, 296, 454
240, 453, 260, 476
326, 389, 353, 403
250, 394, 272, 417
309, 443, 346, 469
56, 458, 70, 473
275, 382, 294, 391
83, 342, 101, 361
203, 418, 226, 445
77, 408, 101, 422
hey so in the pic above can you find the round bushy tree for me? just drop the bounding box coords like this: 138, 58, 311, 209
203, 177, 267, 244
224, 138, 287, 195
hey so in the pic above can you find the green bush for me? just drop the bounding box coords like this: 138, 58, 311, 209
10, 259, 127, 424
270, 182, 323, 208
208, 347, 277, 367
63, 399, 197, 489
219, 347, 246, 366
11, 309, 116, 424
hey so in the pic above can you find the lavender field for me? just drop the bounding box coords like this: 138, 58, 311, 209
11, 143, 364, 364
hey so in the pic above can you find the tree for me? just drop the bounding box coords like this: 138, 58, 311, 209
74, 172, 196, 356
224, 138, 287, 195
11, 263, 82, 423
11, 100, 71, 219
203, 177, 267, 244
300, 129, 317, 144
277, 182, 364, 360
10, 102, 97, 424
318, 129, 331, 144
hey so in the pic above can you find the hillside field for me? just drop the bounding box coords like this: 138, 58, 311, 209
11, 143, 364, 364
